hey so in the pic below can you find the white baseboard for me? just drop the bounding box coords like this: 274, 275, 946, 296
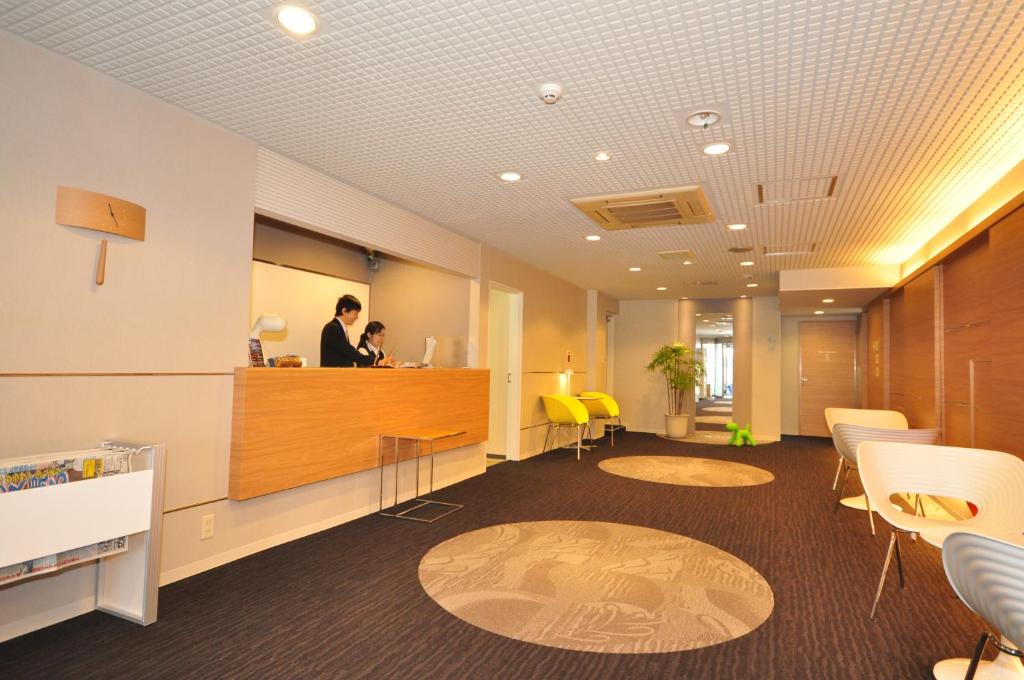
160, 462, 484, 586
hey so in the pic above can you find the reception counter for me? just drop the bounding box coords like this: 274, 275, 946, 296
229, 368, 489, 500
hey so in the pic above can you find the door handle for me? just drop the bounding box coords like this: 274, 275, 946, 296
507, 373, 512, 384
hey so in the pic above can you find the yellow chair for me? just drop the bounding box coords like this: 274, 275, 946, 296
579, 391, 624, 446
541, 395, 590, 460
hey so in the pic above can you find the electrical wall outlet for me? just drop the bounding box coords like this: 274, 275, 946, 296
200, 513, 215, 540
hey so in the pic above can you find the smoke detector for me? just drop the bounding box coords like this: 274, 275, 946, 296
538, 82, 563, 105
686, 110, 721, 129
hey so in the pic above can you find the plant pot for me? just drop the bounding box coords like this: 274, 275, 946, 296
664, 413, 689, 439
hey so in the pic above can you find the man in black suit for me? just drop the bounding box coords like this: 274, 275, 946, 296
320, 295, 373, 367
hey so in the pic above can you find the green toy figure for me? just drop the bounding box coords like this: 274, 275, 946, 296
726, 422, 757, 447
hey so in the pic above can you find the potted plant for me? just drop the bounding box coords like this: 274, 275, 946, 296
646, 342, 705, 439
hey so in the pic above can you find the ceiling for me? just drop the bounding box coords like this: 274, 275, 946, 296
3, 1, 1023, 300
778, 287, 887, 317
695, 312, 733, 339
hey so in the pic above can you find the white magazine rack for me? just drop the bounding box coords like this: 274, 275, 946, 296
0, 440, 166, 626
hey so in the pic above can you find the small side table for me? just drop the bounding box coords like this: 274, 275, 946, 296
378, 429, 464, 523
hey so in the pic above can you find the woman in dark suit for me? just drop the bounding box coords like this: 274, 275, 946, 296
356, 321, 395, 367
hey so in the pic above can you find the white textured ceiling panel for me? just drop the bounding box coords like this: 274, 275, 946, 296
2, 0, 1023, 300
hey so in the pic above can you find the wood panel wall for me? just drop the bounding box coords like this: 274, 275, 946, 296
941, 233, 992, 448
877, 202, 1024, 458
989, 208, 1024, 456
864, 298, 886, 409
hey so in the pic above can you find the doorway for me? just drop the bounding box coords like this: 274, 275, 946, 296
487, 285, 523, 461
695, 311, 735, 437
799, 320, 858, 436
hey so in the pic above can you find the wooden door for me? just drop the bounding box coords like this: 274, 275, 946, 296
799, 321, 858, 436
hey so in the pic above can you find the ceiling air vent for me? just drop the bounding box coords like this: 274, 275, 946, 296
763, 243, 816, 257
657, 249, 696, 261
571, 185, 714, 230
757, 176, 838, 204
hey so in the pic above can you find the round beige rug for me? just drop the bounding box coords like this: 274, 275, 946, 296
418, 521, 773, 653
599, 456, 774, 487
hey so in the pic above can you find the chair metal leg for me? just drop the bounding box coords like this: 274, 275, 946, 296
965, 632, 992, 680
576, 425, 581, 460
865, 492, 876, 536
834, 463, 850, 513
832, 455, 844, 490
871, 531, 898, 620
894, 531, 905, 589
542, 423, 553, 454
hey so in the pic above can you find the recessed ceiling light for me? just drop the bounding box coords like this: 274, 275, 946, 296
585, 235, 601, 241
656, 286, 667, 291
814, 310, 825, 315
498, 171, 522, 182
683, 260, 692, 265
696, 313, 702, 317
593, 151, 611, 162
727, 223, 747, 231
702, 142, 730, 156
740, 261, 754, 266
703, 319, 710, 323
681, 297, 689, 300
740, 294, 748, 298
822, 298, 835, 303
746, 283, 758, 288
629, 267, 641, 272
277, 5, 318, 35
686, 110, 721, 129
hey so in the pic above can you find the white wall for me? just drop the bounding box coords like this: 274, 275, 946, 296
250, 261, 369, 366
613, 298, 782, 441
0, 31, 484, 642
614, 300, 679, 434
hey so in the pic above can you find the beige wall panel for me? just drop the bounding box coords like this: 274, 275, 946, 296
0, 376, 232, 511
370, 258, 471, 368
751, 297, 782, 442
484, 247, 587, 373
780, 317, 801, 436
732, 299, 753, 428
480, 246, 589, 458
254, 148, 481, 278
0, 36, 256, 373
161, 444, 483, 584
614, 300, 679, 434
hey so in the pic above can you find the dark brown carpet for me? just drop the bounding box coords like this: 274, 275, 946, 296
0, 434, 989, 679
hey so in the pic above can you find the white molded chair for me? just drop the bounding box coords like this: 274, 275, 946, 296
858, 442, 1024, 620
934, 531, 1024, 680
831, 423, 939, 535
825, 408, 908, 492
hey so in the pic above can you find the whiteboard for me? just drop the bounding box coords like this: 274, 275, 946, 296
250, 261, 370, 367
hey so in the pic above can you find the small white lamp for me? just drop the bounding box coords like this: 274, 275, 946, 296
250, 314, 286, 338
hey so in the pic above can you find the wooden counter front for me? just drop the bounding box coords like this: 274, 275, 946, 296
229, 368, 489, 500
